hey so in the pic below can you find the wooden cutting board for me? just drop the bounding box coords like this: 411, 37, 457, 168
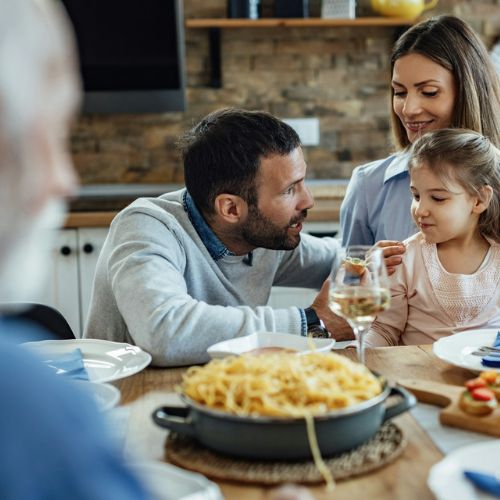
398, 379, 500, 437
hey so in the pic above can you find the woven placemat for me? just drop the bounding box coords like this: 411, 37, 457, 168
165, 422, 405, 485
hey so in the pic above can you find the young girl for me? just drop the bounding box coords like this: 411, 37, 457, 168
365, 129, 500, 347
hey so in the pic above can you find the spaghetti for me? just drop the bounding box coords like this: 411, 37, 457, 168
181, 352, 382, 418
181, 352, 382, 491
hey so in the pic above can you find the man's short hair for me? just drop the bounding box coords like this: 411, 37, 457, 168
180, 108, 301, 215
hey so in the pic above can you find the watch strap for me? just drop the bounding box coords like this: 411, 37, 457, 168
304, 307, 321, 328
304, 307, 329, 338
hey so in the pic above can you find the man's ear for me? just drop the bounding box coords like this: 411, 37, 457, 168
213, 193, 248, 223
472, 185, 493, 214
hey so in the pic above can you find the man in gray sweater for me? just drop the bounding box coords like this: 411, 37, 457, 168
84, 109, 388, 366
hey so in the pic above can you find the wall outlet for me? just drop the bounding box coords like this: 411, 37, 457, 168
282, 117, 320, 146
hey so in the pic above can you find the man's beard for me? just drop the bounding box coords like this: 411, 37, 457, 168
0, 199, 67, 308
241, 204, 307, 251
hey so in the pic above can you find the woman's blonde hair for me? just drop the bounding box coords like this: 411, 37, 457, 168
409, 129, 500, 243
391, 16, 500, 149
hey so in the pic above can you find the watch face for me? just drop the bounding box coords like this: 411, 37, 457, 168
307, 326, 330, 338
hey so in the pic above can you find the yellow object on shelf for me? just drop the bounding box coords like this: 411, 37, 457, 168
371, 0, 438, 20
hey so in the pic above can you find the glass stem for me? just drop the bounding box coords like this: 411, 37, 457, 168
353, 323, 369, 365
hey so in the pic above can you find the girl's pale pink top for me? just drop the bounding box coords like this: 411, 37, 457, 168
365, 232, 500, 347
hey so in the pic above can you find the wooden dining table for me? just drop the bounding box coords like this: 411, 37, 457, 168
115, 345, 476, 500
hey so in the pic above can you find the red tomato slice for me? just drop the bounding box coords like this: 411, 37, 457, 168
471, 387, 495, 401
465, 378, 487, 391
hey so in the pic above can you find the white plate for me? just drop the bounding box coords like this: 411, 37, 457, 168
72, 380, 121, 412
428, 441, 500, 500
23, 339, 152, 383
207, 331, 335, 359
433, 329, 500, 373
130, 460, 223, 500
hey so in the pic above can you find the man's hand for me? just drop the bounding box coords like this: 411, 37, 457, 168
374, 240, 405, 276
310, 279, 355, 341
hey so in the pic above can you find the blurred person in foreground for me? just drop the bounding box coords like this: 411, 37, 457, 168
0, 0, 150, 498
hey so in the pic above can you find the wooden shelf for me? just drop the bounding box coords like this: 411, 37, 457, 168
185, 17, 413, 29
186, 17, 412, 88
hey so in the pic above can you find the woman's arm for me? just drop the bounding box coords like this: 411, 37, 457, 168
340, 166, 375, 246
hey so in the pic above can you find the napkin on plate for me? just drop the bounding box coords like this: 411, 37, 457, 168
481, 332, 500, 368
42, 348, 89, 381
464, 470, 500, 497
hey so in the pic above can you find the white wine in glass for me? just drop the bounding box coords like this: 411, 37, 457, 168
328, 246, 390, 365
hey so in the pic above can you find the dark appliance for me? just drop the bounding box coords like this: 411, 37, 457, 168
274, 0, 309, 18
60, 0, 186, 113
227, 0, 261, 19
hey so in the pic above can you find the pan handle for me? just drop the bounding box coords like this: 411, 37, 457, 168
152, 406, 196, 437
382, 386, 417, 422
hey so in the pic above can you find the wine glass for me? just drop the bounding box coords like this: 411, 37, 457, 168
328, 245, 390, 365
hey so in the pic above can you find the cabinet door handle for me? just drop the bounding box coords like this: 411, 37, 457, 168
60, 245, 72, 256
82, 243, 94, 254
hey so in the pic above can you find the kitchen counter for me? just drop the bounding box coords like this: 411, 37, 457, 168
65, 181, 348, 228
64, 212, 118, 228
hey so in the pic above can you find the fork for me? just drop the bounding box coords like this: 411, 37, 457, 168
476, 345, 500, 353
471, 346, 500, 357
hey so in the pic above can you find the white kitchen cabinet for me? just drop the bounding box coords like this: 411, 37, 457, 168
45, 229, 81, 336
78, 228, 109, 331
35, 227, 108, 338
267, 287, 317, 308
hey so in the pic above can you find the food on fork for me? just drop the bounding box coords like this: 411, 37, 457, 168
459, 377, 498, 416
343, 257, 366, 276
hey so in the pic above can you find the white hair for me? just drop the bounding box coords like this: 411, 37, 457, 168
0, 0, 80, 301
0, 0, 76, 134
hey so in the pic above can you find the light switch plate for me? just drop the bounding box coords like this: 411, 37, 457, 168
282, 117, 320, 146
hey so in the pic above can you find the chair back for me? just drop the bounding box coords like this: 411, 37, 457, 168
6, 303, 75, 340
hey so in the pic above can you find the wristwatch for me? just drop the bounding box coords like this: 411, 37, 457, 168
304, 307, 329, 338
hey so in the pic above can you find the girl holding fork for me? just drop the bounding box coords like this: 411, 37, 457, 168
365, 128, 500, 347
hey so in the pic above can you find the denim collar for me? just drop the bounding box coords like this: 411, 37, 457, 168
183, 190, 234, 261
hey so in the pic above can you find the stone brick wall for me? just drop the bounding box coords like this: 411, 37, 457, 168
71, 0, 500, 185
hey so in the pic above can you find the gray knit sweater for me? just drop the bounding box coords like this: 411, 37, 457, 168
83, 189, 339, 366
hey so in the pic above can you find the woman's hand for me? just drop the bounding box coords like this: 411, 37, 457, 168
374, 240, 405, 276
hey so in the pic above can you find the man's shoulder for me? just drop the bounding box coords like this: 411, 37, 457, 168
114, 189, 189, 228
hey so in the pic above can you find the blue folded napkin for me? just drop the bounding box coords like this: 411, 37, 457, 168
464, 470, 500, 497
481, 331, 500, 368
42, 348, 89, 381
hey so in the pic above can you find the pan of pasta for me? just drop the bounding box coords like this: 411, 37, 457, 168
152, 352, 415, 462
